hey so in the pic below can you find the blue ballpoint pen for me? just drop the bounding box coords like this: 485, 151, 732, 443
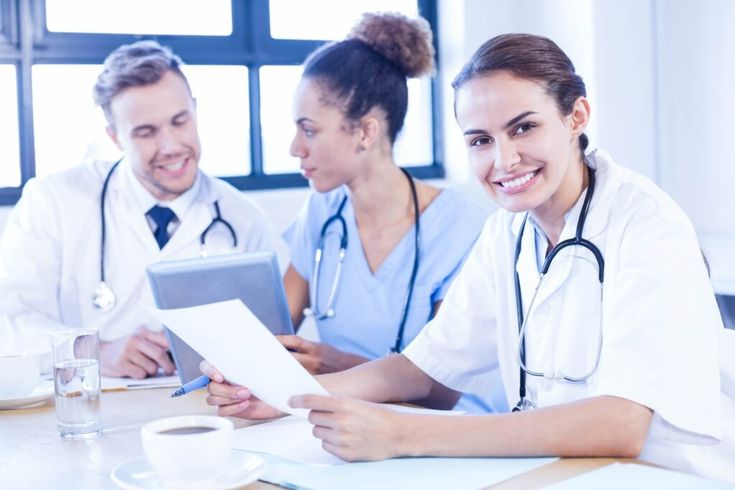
170, 374, 210, 398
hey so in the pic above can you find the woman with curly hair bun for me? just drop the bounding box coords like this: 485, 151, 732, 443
218, 13, 499, 413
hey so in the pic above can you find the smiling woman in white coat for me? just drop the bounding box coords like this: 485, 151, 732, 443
0, 40, 272, 379
202, 33, 733, 483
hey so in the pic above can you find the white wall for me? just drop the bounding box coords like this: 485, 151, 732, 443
653, 0, 735, 293
435, 0, 735, 293
0, 207, 10, 235
655, 0, 735, 234
437, 0, 599, 214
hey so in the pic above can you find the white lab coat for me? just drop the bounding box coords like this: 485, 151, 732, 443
0, 159, 273, 355
404, 150, 734, 483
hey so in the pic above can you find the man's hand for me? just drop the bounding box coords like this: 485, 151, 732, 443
100, 327, 175, 379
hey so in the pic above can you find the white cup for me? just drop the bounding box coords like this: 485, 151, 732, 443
141, 415, 234, 485
0, 352, 41, 398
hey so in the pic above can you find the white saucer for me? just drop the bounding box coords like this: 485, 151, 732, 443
111, 451, 266, 490
0, 380, 54, 410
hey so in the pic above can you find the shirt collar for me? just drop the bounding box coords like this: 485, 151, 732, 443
524, 169, 592, 272
511, 148, 616, 257
123, 158, 201, 218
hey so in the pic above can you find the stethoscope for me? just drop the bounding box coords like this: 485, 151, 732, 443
92, 159, 238, 313
512, 163, 605, 412
303, 168, 421, 353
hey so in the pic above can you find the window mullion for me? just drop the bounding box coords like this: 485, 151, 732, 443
18, 0, 36, 184
248, 66, 263, 177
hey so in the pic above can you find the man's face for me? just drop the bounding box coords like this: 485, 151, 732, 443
106, 70, 201, 201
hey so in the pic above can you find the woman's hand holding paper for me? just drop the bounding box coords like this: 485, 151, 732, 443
200, 360, 284, 419
289, 394, 406, 462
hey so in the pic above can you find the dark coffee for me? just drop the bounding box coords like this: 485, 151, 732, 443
158, 426, 217, 435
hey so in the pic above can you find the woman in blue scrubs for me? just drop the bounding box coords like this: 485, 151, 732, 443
277, 13, 499, 412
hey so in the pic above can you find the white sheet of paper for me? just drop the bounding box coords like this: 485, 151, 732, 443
544, 462, 734, 489
147, 299, 328, 417
235, 416, 343, 466
233, 405, 466, 466
255, 451, 556, 490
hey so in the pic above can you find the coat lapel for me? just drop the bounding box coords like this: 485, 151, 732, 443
108, 165, 159, 252
512, 213, 541, 319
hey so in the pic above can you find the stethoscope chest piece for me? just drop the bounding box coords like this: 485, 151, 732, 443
512, 397, 536, 412
92, 281, 116, 312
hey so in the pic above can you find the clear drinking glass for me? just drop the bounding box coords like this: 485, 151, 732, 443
51, 329, 102, 439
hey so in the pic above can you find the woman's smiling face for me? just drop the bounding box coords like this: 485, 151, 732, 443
455, 71, 588, 216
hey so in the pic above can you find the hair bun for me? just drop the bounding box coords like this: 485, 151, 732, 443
348, 12, 435, 78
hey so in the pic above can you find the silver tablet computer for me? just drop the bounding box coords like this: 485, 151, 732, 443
146, 250, 294, 384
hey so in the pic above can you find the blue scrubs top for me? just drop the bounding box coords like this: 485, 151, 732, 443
284, 186, 506, 413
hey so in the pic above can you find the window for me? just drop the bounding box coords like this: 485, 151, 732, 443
0, 2, 8, 43
0, 65, 21, 187
269, 0, 419, 40
259, 66, 434, 175
45, 0, 233, 36
32, 65, 120, 178
182, 66, 251, 177
32, 64, 251, 178
259, 65, 302, 175
0, 5, 5, 39
0, 0, 441, 205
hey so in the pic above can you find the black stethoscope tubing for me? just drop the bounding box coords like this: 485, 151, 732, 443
201, 201, 237, 251
512, 164, 605, 411
309, 168, 420, 353
94, 159, 238, 311
394, 168, 421, 353
98, 159, 121, 286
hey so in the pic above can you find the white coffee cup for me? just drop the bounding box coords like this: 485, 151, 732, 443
0, 352, 41, 398
141, 415, 234, 484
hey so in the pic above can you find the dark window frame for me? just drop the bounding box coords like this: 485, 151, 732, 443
0, 0, 442, 205
0, 1, 15, 47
